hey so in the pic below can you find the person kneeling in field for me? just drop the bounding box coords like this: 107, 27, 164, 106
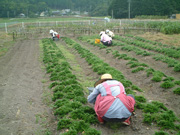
49, 29, 60, 41
87, 74, 135, 125
99, 31, 112, 46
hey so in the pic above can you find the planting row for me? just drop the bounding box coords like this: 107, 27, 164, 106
80, 34, 180, 73
124, 34, 180, 51
77, 35, 180, 95
114, 35, 180, 59
114, 35, 180, 72
41, 38, 101, 135
62, 37, 180, 135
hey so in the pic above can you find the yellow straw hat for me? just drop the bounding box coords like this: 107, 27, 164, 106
94, 74, 113, 87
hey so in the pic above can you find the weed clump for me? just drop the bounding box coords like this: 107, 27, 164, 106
174, 64, 180, 72
151, 71, 165, 82
154, 131, 169, 135
173, 88, 180, 95
160, 81, 175, 89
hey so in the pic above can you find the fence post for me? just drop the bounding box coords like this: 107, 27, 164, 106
22, 22, 24, 28
5, 23, 7, 33
120, 20, 122, 27
13, 32, 15, 41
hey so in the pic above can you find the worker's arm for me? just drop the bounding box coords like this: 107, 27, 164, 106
87, 87, 100, 104
100, 35, 104, 42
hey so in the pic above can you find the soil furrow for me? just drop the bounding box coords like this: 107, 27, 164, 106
0, 39, 55, 135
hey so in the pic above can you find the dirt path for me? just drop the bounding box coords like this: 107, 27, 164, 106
0, 39, 56, 135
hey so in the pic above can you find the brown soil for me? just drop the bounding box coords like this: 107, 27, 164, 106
0, 39, 58, 135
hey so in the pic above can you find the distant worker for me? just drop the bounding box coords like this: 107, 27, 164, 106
105, 29, 115, 38
99, 31, 112, 46
49, 29, 60, 41
87, 73, 136, 125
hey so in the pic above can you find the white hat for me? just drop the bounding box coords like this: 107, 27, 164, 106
106, 29, 110, 33
99, 31, 105, 36
49, 29, 54, 34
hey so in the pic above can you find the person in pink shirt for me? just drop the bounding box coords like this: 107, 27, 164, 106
99, 31, 112, 46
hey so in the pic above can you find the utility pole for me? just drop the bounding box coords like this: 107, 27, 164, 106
27, 9, 28, 18
128, 0, 131, 19
7, 11, 9, 18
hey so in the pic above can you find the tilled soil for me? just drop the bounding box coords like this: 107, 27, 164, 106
0, 39, 57, 135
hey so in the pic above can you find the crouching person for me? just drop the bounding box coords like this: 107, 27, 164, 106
49, 29, 60, 41
87, 74, 135, 125
99, 31, 112, 46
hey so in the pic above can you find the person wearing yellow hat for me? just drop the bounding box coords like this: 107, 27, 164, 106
87, 73, 135, 125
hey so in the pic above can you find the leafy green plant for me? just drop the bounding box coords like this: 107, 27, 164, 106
163, 77, 174, 81
57, 119, 72, 130
154, 131, 169, 135
132, 67, 145, 73
175, 81, 180, 85
151, 71, 165, 82
173, 88, 180, 95
84, 128, 101, 135
54, 106, 73, 117
174, 64, 180, 72
146, 68, 155, 77
160, 81, 175, 89
131, 85, 143, 92
135, 95, 146, 103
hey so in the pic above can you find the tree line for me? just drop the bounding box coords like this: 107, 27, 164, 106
0, 0, 180, 18
0, 0, 111, 18
108, 0, 180, 18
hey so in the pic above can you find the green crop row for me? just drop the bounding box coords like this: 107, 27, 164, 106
124, 34, 180, 51
114, 35, 180, 59
78, 36, 180, 94
113, 35, 180, 72
62, 37, 180, 134
41, 38, 101, 135
79, 36, 153, 56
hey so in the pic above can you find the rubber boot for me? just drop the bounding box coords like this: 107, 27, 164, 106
97, 116, 104, 124
122, 117, 131, 126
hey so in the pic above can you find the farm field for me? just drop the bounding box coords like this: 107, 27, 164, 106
0, 29, 180, 135
40, 32, 180, 134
